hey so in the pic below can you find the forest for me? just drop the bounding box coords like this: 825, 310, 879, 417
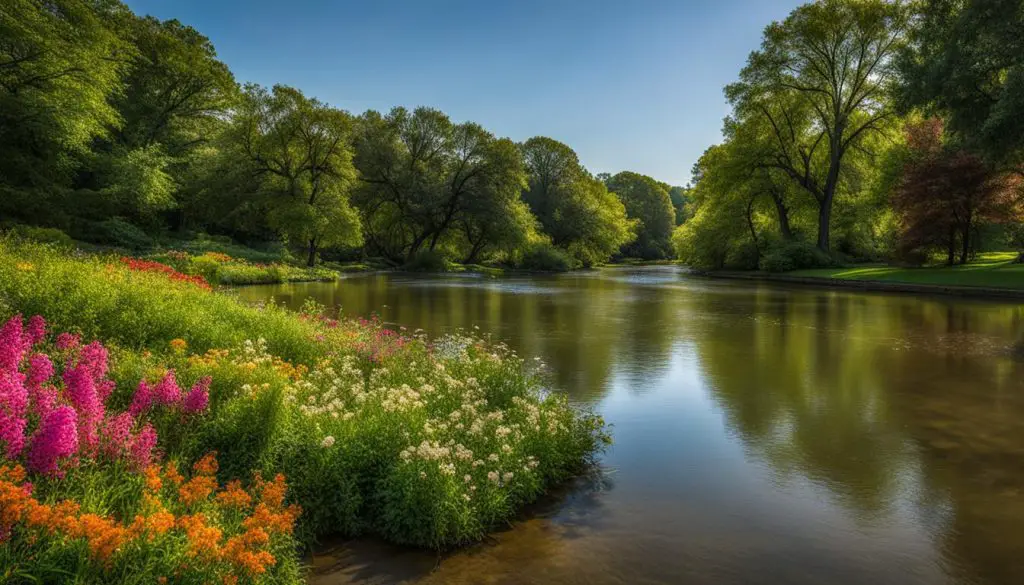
0, 0, 689, 271
7, 1, 1018, 275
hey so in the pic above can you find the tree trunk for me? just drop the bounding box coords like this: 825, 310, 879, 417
816, 198, 832, 252
307, 239, 317, 267
946, 227, 956, 266
959, 223, 971, 265
769, 194, 793, 240
745, 198, 759, 250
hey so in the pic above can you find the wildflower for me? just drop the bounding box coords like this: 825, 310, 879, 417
129, 380, 154, 416
487, 471, 499, 483
193, 452, 219, 476
178, 513, 223, 560
463, 474, 472, 483
503, 472, 514, 483
25, 315, 46, 346
169, 338, 188, 353
15, 261, 34, 272
128, 424, 158, 470
321, 436, 335, 448
143, 465, 163, 493
153, 370, 182, 406
0, 371, 29, 458
183, 377, 211, 414
64, 365, 103, 454
55, 332, 81, 351
216, 480, 252, 509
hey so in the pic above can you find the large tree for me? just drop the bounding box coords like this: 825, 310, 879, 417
224, 84, 361, 266
897, 0, 1024, 168
0, 0, 128, 217
520, 137, 636, 266
727, 0, 908, 251
605, 171, 676, 259
352, 107, 529, 263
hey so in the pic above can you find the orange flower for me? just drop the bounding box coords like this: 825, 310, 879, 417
177, 514, 223, 561
254, 472, 287, 510
75, 514, 129, 562
178, 475, 218, 507
193, 452, 219, 476
169, 338, 188, 353
164, 461, 184, 487
215, 480, 252, 509
144, 464, 163, 493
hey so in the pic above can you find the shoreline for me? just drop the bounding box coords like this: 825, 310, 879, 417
696, 270, 1024, 301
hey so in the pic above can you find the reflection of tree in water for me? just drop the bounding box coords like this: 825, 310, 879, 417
688, 287, 1024, 584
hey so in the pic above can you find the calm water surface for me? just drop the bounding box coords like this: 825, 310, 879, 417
237, 267, 1024, 585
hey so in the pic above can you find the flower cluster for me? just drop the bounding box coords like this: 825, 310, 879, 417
120, 257, 211, 290
0, 315, 210, 477
0, 453, 301, 581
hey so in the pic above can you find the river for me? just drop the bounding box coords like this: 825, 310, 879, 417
236, 266, 1024, 585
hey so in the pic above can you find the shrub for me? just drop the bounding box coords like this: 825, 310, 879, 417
7, 225, 74, 249
404, 249, 448, 272
78, 218, 155, 252
760, 239, 833, 273
724, 240, 761, 271
517, 243, 572, 272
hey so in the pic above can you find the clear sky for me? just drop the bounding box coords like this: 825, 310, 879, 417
123, 0, 805, 186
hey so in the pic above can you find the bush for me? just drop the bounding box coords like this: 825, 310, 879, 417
518, 243, 572, 272
404, 249, 448, 272
75, 218, 155, 252
7, 225, 75, 248
724, 240, 761, 271
760, 239, 833, 273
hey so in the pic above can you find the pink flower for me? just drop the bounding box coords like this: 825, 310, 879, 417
129, 380, 154, 417
128, 423, 158, 470
25, 315, 46, 347
182, 376, 211, 414
153, 370, 182, 406
26, 354, 56, 417
0, 315, 27, 373
101, 412, 135, 459
78, 341, 109, 384
0, 372, 29, 458
55, 332, 81, 351
64, 365, 104, 454
27, 406, 78, 477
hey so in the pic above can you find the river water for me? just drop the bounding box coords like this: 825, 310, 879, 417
236, 266, 1024, 585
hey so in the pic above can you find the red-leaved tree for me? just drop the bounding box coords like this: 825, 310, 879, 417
892, 119, 1021, 265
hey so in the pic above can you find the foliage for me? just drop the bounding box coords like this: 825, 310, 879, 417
760, 239, 834, 273
516, 242, 573, 272
520, 137, 636, 267
897, 0, 1024, 167
403, 249, 449, 273
76, 218, 157, 252
6, 226, 75, 249
891, 119, 1023, 265
605, 172, 676, 260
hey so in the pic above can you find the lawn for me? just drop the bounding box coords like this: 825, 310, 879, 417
789, 252, 1024, 289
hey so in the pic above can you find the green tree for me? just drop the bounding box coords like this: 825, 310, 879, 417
0, 0, 128, 217
606, 171, 676, 259
897, 0, 1024, 167
520, 137, 636, 266
226, 84, 361, 266
727, 0, 908, 251
353, 107, 529, 264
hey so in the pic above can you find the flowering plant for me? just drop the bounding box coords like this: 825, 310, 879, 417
121, 257, 212, 290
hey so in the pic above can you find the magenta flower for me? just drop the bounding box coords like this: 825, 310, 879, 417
64, 365, 104, 454
0, 315, 27, 373
128, 423, 158, 470
25, 315, 46, 347
26, 353, 53, 389
101, 412, 135, 459
183, 376, 211, 414
153, 370, 182, 406
78, 341, 110, 384
55, 332, 81, 351
0, 372, 29, 458
27, 406, 78, 477
129, 379, 154, 417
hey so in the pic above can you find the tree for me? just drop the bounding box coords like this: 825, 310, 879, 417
666, 185, 691, 225
520, 137, 636, 266
226, 84, 361, 266
892, 119, 1021, 265
0, 0, 128, 216
897, 0, 1024, 168
605, 171, 676, 259
727, 0, 908, 251
353, 107, 529, 264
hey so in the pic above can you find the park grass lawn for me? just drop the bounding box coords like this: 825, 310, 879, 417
789, 252, 1024, 289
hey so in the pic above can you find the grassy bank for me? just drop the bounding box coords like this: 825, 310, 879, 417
0, 239, 608, 583
788, 252, 1024, 290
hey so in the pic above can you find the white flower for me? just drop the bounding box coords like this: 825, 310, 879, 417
321, 436, 335, 448
464, 474, 472, 483
487, 471, 499, 483
502, 472, 514, 483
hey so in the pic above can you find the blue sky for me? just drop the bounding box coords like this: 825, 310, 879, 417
123, 0, 805, 186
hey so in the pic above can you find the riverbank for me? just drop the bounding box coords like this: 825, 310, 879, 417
699, 252, 1024, 299
0, 239, 608, 583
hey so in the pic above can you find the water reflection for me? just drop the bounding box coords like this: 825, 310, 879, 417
237, 268, 1024, 585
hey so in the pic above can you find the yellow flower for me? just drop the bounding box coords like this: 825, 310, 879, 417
15, 262, 35, 272
170, 338, 188, 353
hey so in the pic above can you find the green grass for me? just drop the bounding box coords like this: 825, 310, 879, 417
789, 252, 1024, 289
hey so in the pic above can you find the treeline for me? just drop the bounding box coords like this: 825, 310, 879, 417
0, 0, 683, 269
675, 0, 1024, 271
